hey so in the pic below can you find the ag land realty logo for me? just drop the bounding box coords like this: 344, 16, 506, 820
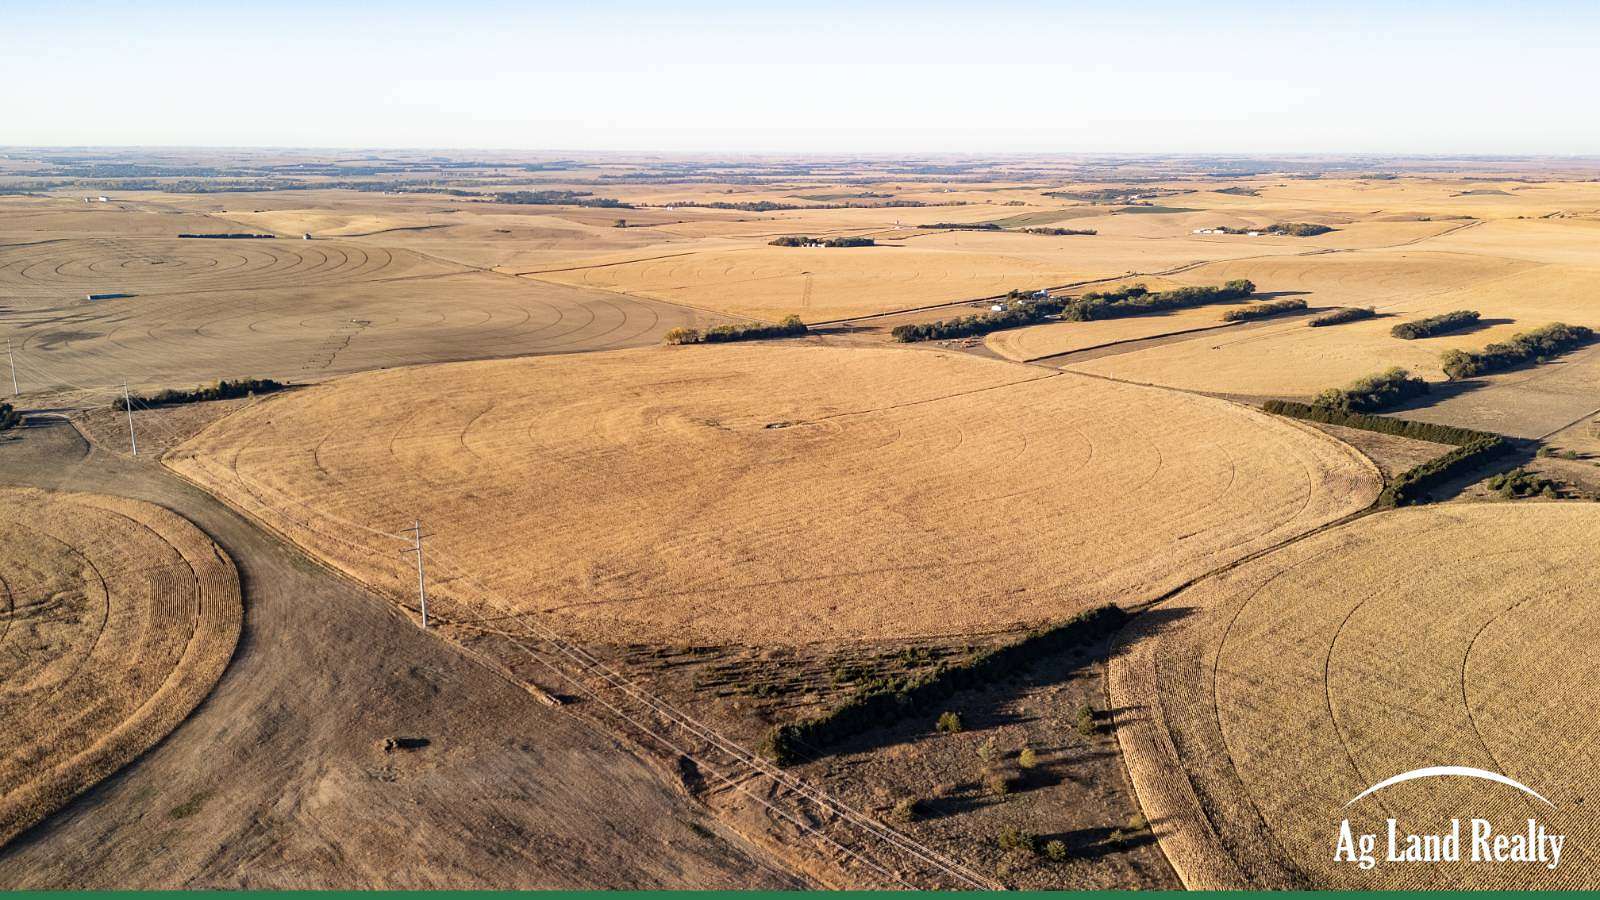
1334, 766, 1566, 871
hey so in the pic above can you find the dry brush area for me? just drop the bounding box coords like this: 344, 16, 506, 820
1110, 503, 1600, 889
0, 487, 242, 847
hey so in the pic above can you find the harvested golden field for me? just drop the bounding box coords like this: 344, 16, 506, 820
531, 229, 1306, 323
984, 302, 1238, 362
0, 205, 718, 394
1063, 247, 1600, 416
169, 343, 1377, 647
1110, 503, 1600, 889
0, 487, 242, 847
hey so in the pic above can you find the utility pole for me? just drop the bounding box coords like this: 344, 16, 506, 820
121, 379, 137, 456
402, 519, 429, 628
6, 339, 16, 397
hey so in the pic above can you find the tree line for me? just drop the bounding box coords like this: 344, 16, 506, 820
492, 190, 632, 209
1221, 298, 1307, 321
1383, 438, 1509, 506
1308, 306, 1375, 327
1262, 399, 1496, 446
1441, 323, 1594, 379
890, 280, 1256, 342
114, 378, 287, 411
664, 315, 808, 345
1391, 309, 1479, 339
1261, 399, 1509, 506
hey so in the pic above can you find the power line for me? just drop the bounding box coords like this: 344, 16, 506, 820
5, 349, 998, 888
401, 519, 430, 628
121, 379, 137, 456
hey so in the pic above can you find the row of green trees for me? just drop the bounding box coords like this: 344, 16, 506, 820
1064, 279, 1255, 322
1308, 306, 1376, 327
760, 604, 1128, 765
1020, 227, 1096, 236
1312, 367, 1430, 414
889, 280, 1256, 342
1383, 438, 1509, 506
664, 315, 808, 345
1441, 323, 1594, 379
1221, 298, 1307, 321
889, 304, 1047, 342
1261, 399, 1510, 506
768, 235, 875, 247
1261, 400, 1495, 446
1391, 309, 1479, 339
492, 190, 632, 209
114, 377, 287, 411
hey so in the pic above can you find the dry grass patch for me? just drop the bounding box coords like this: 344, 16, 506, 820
0, 487, 242, 847
170, 344, 1376, 647
1111, 503, 1600, 889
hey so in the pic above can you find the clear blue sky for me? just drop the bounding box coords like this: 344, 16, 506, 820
6, 0, 1598, 154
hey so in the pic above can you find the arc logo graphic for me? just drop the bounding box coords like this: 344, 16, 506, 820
1334, 766, 1566, 871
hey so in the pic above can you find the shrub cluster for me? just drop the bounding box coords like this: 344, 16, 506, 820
1221, 298, 1307, 321
1307, 306, 1376, 327
1312, 367, 1429, 414
1487, 468, 1560, 500
1260, 400, 1495, 446
1074, 703, 1100, 737
768, 235, 874, 247
1441, 323, 1595, 380
1390, 310, 1480, 339
1020, 227, 1096, 236
930, 222, 1002, 231
1267, 222, 1335, 236
664, 315, 808, 345
115, 377, 286, 411
0, 402, 18, 431
891, 797, 927, 823
1381, 437, 1509, 507
997, 827, 1038, 854
759, 604, 1128, 765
